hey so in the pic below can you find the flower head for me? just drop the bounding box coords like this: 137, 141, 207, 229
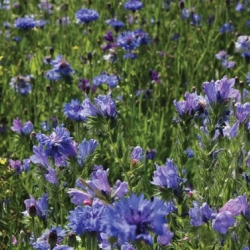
124, 0, 143, 11
75, 8, 99, 24
50, 55, 74, 76
94, 94, 117, 118
11, 118, 33, 135
63, 100, 85, 121
9, 75, 33, 95
14, 17, 37, 29
219, 22, 234, 33
117, 31, 141, 51
157, 224, 174, 246
93, 72, 120, 88
212, 211, 235, 234
235, 35, 250, 53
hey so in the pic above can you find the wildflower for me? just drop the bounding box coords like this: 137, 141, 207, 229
78, 78, 96, 93
103, 31, 114, 42
130, 146, 144, 162
222, 60, 235, 69
157, 224, 174, 246
30, 145, 50, 168
184, 148, 194, 158
134, 29, 150, 45
189, 201, 216, 226
124, 0, 143, 11
182, 8, 190, 19
68, 166, 128, 205
103, 193, 167, 245
22, 194, 48, 219
149, 69, 160, 83
9, 75, 33, 95
190, 13, 201, 26
77, 139, 98, 167
36, 126, 76, 158
235, 102, 250, 122
146, 149, 157, 160
11, 118, 33, 135
219, 194, 248, 216
219, 22, 234, 33
9, 159, 22, 174
75, 8, 99, 24
94, 94, 117, 118
106, 19, 125, 32
203, 76, 239, 105
38, 0, 53, 14
0, 0, 10, 10
14, 17, 37, 29
45, 166, 58, 185
103, 49, 118, 63
50, 55, 74, 76
63, 100, 85, 121
80, 97, 101, 118
151, 158, 182, 191
124, 52, 137, 59
68, 203, 106, 235
44, 69, 61, 81
235, 35, 250, 53
212, 211, 235, 234
117, 31, 141, 51
215, 50, 228, 61
93, 72, 120, 88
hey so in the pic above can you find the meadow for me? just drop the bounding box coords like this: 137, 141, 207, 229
1, 0, 250, 249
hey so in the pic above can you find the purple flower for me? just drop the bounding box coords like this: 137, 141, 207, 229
75, 8, 99, 24
124, 0, 143, 11
107, 19, 125, 32
219, 194, 248, 216
77, 139, 98, 166
221, 60, 235, 69
103, 193, 167, 245
189, 202, 216, 226
117, 31, 141, 51
235, 35, 250, 53
236, 1, 246, 11
182, 8, 190, 19
63, 99, 85, 121
190, 13, 201, 26
215, 50, 227, 61
80, 96, 101, 118
184, 148, 194, 158
93, 72, 120, 88
50, 55, 74, 76
235, 102, 250, 122
45, 166, 58, 185
9, 75, 33, 95
68, 166, 128, 205
36, 126, 76, 158
151, 159, 181, 191
14, 17, 37, 29
203, 76, 239, 105
219, 22, 234, 33
212, 211, 235, 234
146, 149, 157, 160
11, 118, 33, 135
134, 29, 150, 45
94, 94, 117, 118
103, 31, 114, 42
78, 78, 96, 93
44, 69, 61, 81
247, 151, 250, 168
38, 0, 53, 14
22, 194, 48, 219
157, 224, 174, 246
149, 69, 160, 83
22, 159, 31, 171
30, 145, 50, 168
130, 146, 144, 161
68, 203, 106, 235
9, 159, 22, 174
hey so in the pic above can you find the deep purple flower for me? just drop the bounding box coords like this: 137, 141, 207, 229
146, 149, 157, 160
14, 17, 37, 29
157, 224, 174, 246
219, 22, 234, 33
94, 94, 117, 118
117, 31, 141, 51
63, 100, 85, 121
219, 194, 248, 216
11, 118, 33, 135
36, 126, 76, 158
212, 211, 235, 234
103, 193, 167, 245
151, 159, 181, 191
189, 202, 216, 226
68, 203, 106, 235
77, 139, 98, 167
149, 69, 160, 83
124, 0, 143, 11
203, 76, 239, 105
68, 166, 128, 205
9, 75, 33, 95
75, 8, 99, 24
93, 72, 120, 88
103, 31, 114, 42
50, 55, 74, 76
78, 78, 96, 93
22, 194, 48, 219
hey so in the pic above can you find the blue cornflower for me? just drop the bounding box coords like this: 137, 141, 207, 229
63, 99, 85, 121
14, 17, 37, 30
93, 72, 120, 88
182, 8, 190, 19
219, 22, 234, 33
44, 69, 61, 82
36, 126, 76, 158
75, 8, 99, 24
77, 139, 98, 167
235, 35, 250, 53
107, 19, 125, 31
68, 203, 106, 235
11, 117, 33, 135
190, 13, 201, 26
50, 55, 74, 76
189, 201, 216, 226
22, 194, 48, 219
9, 75, 33, 95
151, 159, 182, 191
134, 29, 150, 45
103, 193, 168, 245
117, 31, 141, 51
94, 94, 117, 118
124, 0, 143, 11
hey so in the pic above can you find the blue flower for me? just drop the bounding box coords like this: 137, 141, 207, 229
44, 69, 61, 82
157, 224, 174, 246
93, 72, 120, 88
130, 146, 144, 161
134, 29, 150, 45
219, 22, 234, 33
50, 55, 74, 76
190, 13, 201, 26
77, 139, 98, 167
117, 31, 141, 51
30, 145, 50, 168
36, 126, 76, 158
9, 75, 33, 95
63, 99, 85, 121
94, 94, 117, 118
45, 166, 58, 185
103, 193, 167, 245
11, 118, 33, 135
68, 203, 106, 235
75, 8, 99, 24
212, 211, 235, 234
107, 19, 125, 31
151, 159, 182, 191
124, 0, 143, 11
14, 17, 37, 29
